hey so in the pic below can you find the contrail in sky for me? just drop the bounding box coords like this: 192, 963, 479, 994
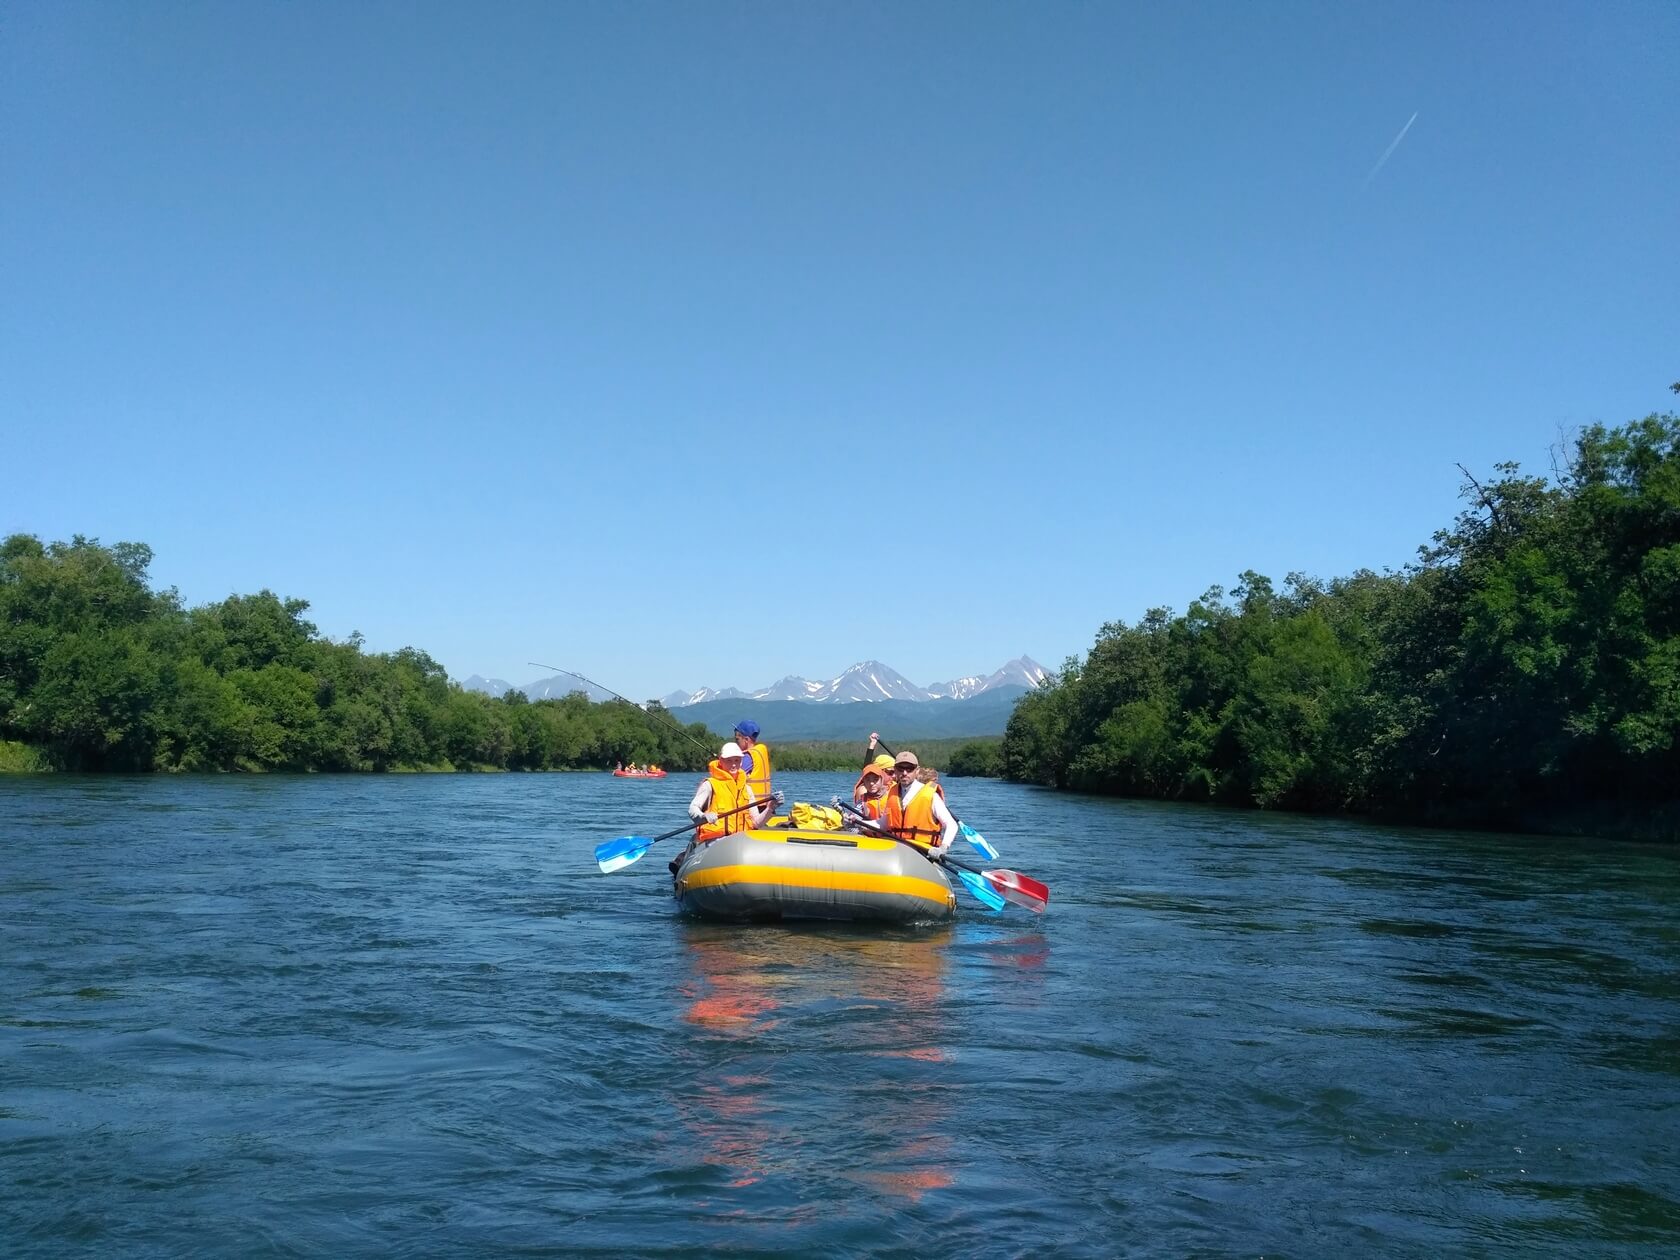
1362, 111, 1419, 189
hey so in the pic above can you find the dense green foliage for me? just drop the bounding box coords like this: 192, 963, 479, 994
770, 737, 985, 773
1003, 414, 1680, 834
945, 739, 1003, 778
0, 535, 716, 773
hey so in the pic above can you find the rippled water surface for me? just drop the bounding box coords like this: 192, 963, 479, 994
3, 773, 1679, 1256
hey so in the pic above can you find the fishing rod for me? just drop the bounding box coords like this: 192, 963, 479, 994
526, 662, 716, 755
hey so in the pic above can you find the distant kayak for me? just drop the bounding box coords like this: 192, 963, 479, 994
612, 769, 667, 779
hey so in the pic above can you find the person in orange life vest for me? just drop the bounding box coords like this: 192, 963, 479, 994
882, 750, 958, 856
734, 720, 771, 802
853, 757, 895, 820
687, 741, 780, 842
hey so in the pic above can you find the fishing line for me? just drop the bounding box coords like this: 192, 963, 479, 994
526, 662, 717, 755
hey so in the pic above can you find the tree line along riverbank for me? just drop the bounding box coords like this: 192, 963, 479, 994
0, 536, 709, 774
0, 534, 1004, 777
5, 409, 1673, 846
999, 411, 1680, 842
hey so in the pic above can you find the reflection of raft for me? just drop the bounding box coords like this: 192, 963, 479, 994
612, 769, 667, 778
672, 828, 956, 924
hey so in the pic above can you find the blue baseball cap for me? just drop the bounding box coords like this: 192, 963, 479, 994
734, 720, 760, 738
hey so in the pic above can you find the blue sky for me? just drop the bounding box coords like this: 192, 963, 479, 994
4, 2, 1676, 699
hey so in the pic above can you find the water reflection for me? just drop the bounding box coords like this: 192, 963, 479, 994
667, 925, 958, 1204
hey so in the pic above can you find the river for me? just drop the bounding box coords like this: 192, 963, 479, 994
3, 772, 1677, 1256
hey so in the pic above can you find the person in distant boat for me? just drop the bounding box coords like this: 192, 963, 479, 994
882, 750, 957, 856
687, 741, 780, 844
615, 761, 624, 772
734, 720, 771, 803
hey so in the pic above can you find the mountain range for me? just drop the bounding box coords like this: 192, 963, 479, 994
460, 656, 1045, 706
455, 657, 1049, 739
660, 656, 1047, 706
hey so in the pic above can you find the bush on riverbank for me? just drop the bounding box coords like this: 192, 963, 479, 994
1003, 411, 1680, 839
0, 740, 46, 772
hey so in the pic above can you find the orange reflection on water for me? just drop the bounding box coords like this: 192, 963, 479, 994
668, 925, 960, 1204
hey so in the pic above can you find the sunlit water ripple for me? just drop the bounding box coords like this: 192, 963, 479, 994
3, 773, 1678, 1256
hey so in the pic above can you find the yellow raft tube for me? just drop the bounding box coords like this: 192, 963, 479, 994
672, 827, 957, 924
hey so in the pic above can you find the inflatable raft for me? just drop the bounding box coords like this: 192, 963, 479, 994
612, 769, 667, 778
672, 828, 956, 924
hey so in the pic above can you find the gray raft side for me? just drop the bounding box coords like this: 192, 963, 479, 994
673, 829, 955, 923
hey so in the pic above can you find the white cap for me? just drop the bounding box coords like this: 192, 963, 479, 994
719, 742, 744, 759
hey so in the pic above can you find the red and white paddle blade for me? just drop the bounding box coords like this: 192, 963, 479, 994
985, 869, 1049, 913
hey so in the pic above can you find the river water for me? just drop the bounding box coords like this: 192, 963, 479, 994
2, 772, 1677, 1256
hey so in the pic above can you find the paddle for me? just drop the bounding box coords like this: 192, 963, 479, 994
941, 854, 1050, 915
831, 799, 1048, 914
594, 797, 769, 874
948, 861, 1008, 912
867, 736, 999, 860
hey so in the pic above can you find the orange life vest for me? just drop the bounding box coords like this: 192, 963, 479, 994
696, 760, 753, 843
742, 740, 772, 802
883, 782, 944, 852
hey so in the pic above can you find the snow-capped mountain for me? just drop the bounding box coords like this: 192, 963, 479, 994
755, 675, 828, 702
460, 675, 515, 697
813, 661, 927, 702
927, 656, 1049, 699
660, 656, 1047, 706
682, 686, 749, 705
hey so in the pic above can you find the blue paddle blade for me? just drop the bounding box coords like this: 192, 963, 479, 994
595, 836, 652, 874
959, 821, 999, 861
952, 864, 1007, 912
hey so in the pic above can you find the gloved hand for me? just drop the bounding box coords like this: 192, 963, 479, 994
771, 791, 785, 808
702, 811, 719, 824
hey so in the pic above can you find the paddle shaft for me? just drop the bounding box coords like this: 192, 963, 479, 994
643, 795, 768, 847
835, 799, 1045, 907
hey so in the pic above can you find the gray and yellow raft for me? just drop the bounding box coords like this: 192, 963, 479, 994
672, 828, 957, 923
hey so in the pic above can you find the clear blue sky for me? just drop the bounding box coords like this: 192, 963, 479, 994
4, 2, 1675, 699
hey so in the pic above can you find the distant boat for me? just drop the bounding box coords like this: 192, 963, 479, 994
612, 769, 667, 779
